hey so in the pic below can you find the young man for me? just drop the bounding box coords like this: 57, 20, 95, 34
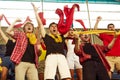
6, 5, 41, 80
74, 33, 117, 80
0, 23, 15, 80
94, 16, 120, 78
32, 3, 71, 80
66, 28, 83, 80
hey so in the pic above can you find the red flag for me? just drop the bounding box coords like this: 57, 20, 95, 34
14, 23, 23, 28
56, 4, 80, 35
3, 15, 11, 25
75, 19, 87, 31
25, 16, 32, 22
0, 14, 3, 21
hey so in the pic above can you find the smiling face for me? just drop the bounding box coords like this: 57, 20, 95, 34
23, 22, 34, 33
80, 34, 91, 43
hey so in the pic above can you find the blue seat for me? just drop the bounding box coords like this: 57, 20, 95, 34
112, 70, 120, 80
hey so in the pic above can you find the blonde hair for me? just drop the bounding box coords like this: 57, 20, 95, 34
23, 21, 34, 32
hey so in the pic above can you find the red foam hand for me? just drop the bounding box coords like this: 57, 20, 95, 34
38, 12, 46, 25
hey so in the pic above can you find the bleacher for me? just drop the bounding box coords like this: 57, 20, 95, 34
112, 70, 120, 80
0, 45, 120, 80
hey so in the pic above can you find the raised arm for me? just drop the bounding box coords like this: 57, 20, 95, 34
107, 32, 117, 49
0, 25, 8, 43
94, 16, 102, 30
74, 34, 81, 53
31, 3, 46, 38
6, 18, 21, 36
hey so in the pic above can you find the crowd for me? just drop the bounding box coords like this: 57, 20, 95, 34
0, 3, 119, 80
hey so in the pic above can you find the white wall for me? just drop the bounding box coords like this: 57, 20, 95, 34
0, 1, 120, 29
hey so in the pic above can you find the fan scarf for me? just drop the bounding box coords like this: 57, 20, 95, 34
77, 30, 117, 35
26, 33, 37, 44
49, 34, 62, 43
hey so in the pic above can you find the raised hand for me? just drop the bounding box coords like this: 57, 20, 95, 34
31, 3, 38, 12
96, 16, 102, 22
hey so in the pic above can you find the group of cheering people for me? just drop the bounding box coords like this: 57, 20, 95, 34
0, 3, 120, 80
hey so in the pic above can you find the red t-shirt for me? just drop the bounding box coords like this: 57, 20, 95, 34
99, 33, 120, 56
